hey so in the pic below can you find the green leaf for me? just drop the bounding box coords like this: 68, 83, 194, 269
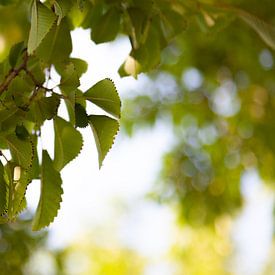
131, 24, 161, 72
54, 0, 72, 25
119, 55, 141, 78
15, 125, 30, 140
27, 93, 60, 126
58, 62, 80, 93
63, 90, 75, 124
5, 76, 33, 106
53, 116, 83, 171
70, 58, 88, 78
0, 160, 7, 215
32, 150, 63, 231
84, 78, 121, 118
75, 103, 88, 128
29, 135, 40, 179
36, 19, 72, 64
127, 7, 149, 49
9, 41, 25, 68
5, 134, 33, 169
91, 8, 121, 44
88, 115, 119, 168
0, 108, 24, 133
27, 0, 57, 55
12, 167, 31, 216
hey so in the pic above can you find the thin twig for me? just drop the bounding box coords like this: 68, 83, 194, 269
0, 50, 29, 96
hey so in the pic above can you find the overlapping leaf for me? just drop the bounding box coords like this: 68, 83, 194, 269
12, 167, 31, 216
27, 93, 60, 126
89, 115, 119, 168
9, 41, 25, 67
84, 78, 121, 118
75, 103, 89, 128
36, 19, 72, 64
53, 116, 83, 171
91, 8, 121, 44
32, 150, 63, 231
28, 0, 57, 54
5, 134, 33, 169
58, 62, 80, 93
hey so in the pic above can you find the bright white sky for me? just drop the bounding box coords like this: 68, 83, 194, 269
25, 29, 275, 275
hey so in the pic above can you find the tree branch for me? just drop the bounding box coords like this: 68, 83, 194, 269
0, 51, 29, 96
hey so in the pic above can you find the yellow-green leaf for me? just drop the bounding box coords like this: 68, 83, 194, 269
89, 115, 119, 168
53, 116, 83, 171
27, 0, 57, 55
32, 150, 63, 231
84, 78, 121, 118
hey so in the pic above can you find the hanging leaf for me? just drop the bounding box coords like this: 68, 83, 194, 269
88, 115, 119, 168
27, 0, 57, 55
0, 160, 7, 215
36, 19, 72, 64
119, 55, 141, 78
70, 58, 88, 78
75, 103, 89, 128
91, 7, 121, 44
0, 108, 24, 133
84, 78, 121, 118
11, 167, 31, 217
58, 62, 80, 93
53, 116, 83, 171
5, 134, 33, 169
32, 150, 63, 231
127, 7, 149, 49
9, 41, 25, 68
27, 93, 60, 126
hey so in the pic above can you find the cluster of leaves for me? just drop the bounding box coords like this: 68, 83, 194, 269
0, 0, 121, 230
1, 0, 275, 230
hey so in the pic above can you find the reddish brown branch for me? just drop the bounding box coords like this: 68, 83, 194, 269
0, 50, 29, 96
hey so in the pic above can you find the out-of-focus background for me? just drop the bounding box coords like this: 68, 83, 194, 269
2, 1, 275, 274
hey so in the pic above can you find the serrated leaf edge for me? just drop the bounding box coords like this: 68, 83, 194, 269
89, 115, 119, 168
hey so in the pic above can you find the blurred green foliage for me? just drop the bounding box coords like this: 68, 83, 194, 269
0, 216, 46, 275
121, 0, 275, 227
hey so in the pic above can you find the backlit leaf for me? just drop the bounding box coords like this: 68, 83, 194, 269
28, 0, 57, 55
89, 115, 119, 168
36, 19, 72, 64
5, 134, 33, 169
84, 78, 121, 118
53, 116, 83, 171
27, 93, 60, 126
32, 150, 63, 231
91, 8, 121, 44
